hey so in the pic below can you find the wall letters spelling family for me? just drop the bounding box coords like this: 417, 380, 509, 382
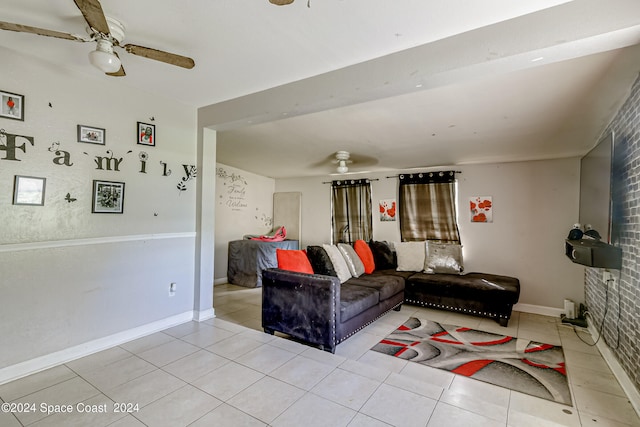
0, 130, 34, 161
0, 130, 196, 193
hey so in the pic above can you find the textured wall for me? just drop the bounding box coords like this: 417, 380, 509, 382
584, 73, 640, 392
0, 46, 198, 374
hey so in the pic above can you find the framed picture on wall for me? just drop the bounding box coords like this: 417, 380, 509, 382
1, 90, 24, 121
137, 122, 155, 146
92, 180, 125, 214
470, 196, 493, 223
77, 125, 106, 145
13, 175, 46, 206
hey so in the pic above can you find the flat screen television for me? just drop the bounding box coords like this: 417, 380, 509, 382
579, 131, 615, 244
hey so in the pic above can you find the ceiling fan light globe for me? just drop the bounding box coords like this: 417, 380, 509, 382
89, 49, 121, 73
89, 39, 121, 73
336, 162, 349, 174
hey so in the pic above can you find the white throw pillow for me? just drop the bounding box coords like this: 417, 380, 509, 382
424, 242, 464, 274
322, 244, 352, 283
338, 243, 365, 278
394, 241, 426, 271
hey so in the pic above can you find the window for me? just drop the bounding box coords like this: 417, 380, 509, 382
398, 171, 460, 242
331, 179, 372, 244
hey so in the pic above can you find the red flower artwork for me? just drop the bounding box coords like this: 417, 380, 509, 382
472, 213, 487, 222
470, 196, 493, 223
379, 199, 397, 221
478, 199, 492, 209
386, 201, 396, 218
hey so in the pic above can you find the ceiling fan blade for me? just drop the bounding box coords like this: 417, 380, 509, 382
73, 0, 110, 34
349, 153, 379, 168
106, 52, 126, 77
308, 153, 336, 169
123, 44, 195, 69
270, 0, 295, 4
0, 21, 86, 41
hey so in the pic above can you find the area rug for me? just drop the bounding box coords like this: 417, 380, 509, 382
371, 317, 571, 405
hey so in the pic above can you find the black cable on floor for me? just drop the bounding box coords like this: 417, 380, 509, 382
573, 277, 611, 347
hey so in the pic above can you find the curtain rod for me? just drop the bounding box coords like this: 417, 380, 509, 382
322, 178, 380, 184
386, 171, 462, 179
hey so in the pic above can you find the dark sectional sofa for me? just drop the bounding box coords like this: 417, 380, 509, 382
261, 242, 520, 353
262, 268, 404, 353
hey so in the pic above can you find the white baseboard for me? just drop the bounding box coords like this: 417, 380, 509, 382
213, 277, 228, 285
0, 311, 194, 386
194, 308, 215, 322
513, 303, 565, 318
589, 322, 640, 419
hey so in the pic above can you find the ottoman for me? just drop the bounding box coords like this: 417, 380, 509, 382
404, 272, 520, 326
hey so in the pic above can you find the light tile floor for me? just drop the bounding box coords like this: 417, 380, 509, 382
1, 283, 638, 427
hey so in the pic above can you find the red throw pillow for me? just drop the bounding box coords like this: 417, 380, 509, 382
354, 240, 376, 274
276, 249, 314, 274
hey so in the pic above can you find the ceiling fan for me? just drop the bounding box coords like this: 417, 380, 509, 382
308, 151, 378, 174
269, 0, 312, 7
334, 151, 352, 174
0, 0, 195, 76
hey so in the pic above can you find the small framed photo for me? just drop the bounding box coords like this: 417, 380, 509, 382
92, 180, 125, 214
13, 175, 46, 206
1, 90, 24, 121
77, 125, 106, 145
137, 122, 155, 146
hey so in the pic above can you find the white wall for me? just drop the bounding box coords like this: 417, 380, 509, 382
275, 157, 584, 310
0, 47, 199, 380
213, 163, 275, 282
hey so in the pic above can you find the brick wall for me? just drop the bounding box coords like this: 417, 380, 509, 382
584, 73, 640, 392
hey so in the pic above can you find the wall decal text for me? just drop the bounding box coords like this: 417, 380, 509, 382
94, 150, 124, 171
177, 164, 197, 193
139, 151, 148, 173
217, 167, 248, 211
160, 161, 172, 176
0, 130, 34, 161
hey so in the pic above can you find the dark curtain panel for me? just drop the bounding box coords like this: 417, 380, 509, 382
331, 179, 372, 244
399, 171, 460, 243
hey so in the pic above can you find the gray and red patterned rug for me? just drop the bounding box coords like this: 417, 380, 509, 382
371, 317, 571, 405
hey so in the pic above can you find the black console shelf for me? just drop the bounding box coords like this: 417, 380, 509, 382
565, 239, 622, 269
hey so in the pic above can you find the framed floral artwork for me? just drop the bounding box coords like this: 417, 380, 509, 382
470, 196, 492, 222
379, 199, 396, 221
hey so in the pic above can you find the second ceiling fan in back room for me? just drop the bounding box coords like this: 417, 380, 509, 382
308, 151, 378, 175
269, 0, 314, 7
0, 0, 195, 76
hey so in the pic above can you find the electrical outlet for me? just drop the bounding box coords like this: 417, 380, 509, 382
603, 270, 615, 285
169, 282, 176, 297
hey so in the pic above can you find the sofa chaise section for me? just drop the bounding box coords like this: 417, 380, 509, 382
404, 272, 520, 326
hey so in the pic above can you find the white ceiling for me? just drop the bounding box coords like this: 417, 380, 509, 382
2, 0, 640, 178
